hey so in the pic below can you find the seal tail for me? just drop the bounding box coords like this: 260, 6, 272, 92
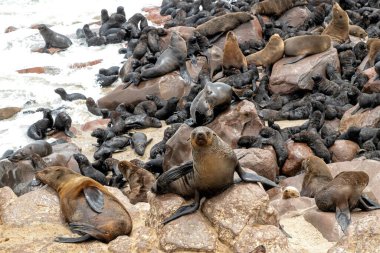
55, 234, 92, 243
335, 206, 351, 235
358, 194, 380, 210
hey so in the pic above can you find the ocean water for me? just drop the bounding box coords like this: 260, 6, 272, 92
0, 0, 162, 155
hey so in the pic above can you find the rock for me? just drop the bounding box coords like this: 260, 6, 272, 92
143, 6, 171, 26
339, 105, 380, 133
69, 59, 103, 69
16, 66, 60, 74
234, 224, 294, 253
30, 47, 66, 54
49, 126, 79, 143
362, 67, 380, 93
202, 183, 278, 246
4, 26, 17, 33
282, 140, 314, 177
213, 18, 263, 49
328, 215, 380, 253
270, 197, 316, 217
1, 187, 64, 225
80, 118, 109, 132
163, 100, 264, 170
269, 47, 340, 95
0, 186, 17, 223
235, 148, 279, 181
160, 26, 196, 51
159, 212, 218, 252
329, 140, 360, 162
278, 7, 312, 29
0, 107, 21, 120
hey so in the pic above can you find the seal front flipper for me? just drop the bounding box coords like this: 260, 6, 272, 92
284, 55, 307, 65
357, 195, 380, 210
235, 164, 278, 188
179, 64, 192, 84
83, 186, 104, 213
64, 129, 75, 138
335, 205, 351, 235
162, 190, 200, 225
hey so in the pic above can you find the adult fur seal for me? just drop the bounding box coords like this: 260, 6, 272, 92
140, 31, 191, 84
315, 171, 380, 234
283, 35, 331, 64
35, 166, 132, 243
54, 88, 86, 101
37, 24, 72, 49
223, 31, 247, 73
152, 126, 278, 224
118, 160, 155, 204
300, 155, 333, 198
246, 34, 284, 68
8, 140, 53, 162
321, 3, 349, 44
194, 12, 253, 38
251, 0, 308, 16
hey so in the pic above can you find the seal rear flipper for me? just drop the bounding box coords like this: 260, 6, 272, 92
236, 164, 278, 189
55, 233, 92, 243
162, 190, 200, 225
284, 55, 307, 65
83, 186, 104, 213
357, 195, 380, 210
64, 129, 75, 138
179, 64, 192, 84
335, 206, 351, 235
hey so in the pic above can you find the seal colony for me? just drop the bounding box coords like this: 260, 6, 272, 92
3, 0, 380, 248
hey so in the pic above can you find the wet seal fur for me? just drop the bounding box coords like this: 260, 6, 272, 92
246, 34, 284, 68
37, 24, 72, 49
9, 140, 53, 162
321, 3, 349, 44
223, 31, 248, 73
152, 126, 278, 224
283, 35, 331, 64
35, 166, 132, 243
140, 31, 191, 84
54, 88, 86, 101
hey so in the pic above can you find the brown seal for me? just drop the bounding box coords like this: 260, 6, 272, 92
300, 155, 333, 198
35, 166, 132, 243
367, 38, 380, 67
282, 186, 300, 199
223, 31, 247, 73
283, 35, 331, 64
321, 3, 349, 44
348, 25, 367, 39
315, 171, 380, 234
152, 126, 278, 224
194, 12, 253, 38
251, 0, 308, 16
246, 34, 284, 68
118, 160, 155, 204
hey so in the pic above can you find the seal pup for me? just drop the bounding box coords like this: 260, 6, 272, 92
282, 186, 300, 199
129, 132, 152, 156
8, 140, 53, 162
321, 3, 349, 44
141, 31, 192, 84
283, 35, 331, 64
246, 34, 284, 69
118, 160, 155, 204
367, 38, 380, 67
292, 131, 331, 163
351, 93, 380, 115
91, 128, 116, 146
73, 153, 107, 185
155, 97, 179, 120
152, 126, 278, 224
315, 171, 380, 234
54, 88, 86, 101
86, 97, 103, 116
35, 166, 132, 242
27, 108, 53, 140
37, 24, 72, 49
222, 31, 248, 74
300, 155, 333, 198
133, 101, 157, 117
53, 111, 75, 138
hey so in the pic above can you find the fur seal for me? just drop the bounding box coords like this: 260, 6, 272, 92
315, 171, 380, 234
348, 25, 368, 39
96, 74, 118, 88
321, 3, 349, 44
86, 97, 103, 116
37, 24, 72, 49
351, 93, 380, 115
155, 97, 179, 120
133, 101, 157, 117
124, 114, 162, 130
195, 12, 253, 38
292, 130, 331, 163
282, 186, 300, 199
152, 126, 278, 224
223, 31, 248, 73
259, 127, 288, 168
129, 132, 152, 156
8, 140, 53, 162
133, 34, 148, 60
283, 35, 331, 64
27, 109, 53, 140
246, 34, 284, 68
54, 88, 86, 101
367, 38, 380, 67
99, 66, 119, 76
53, 111, 75, 138
140, 31, 191, 84
91, 128, 116, 146
73, 153, 107, 185
300, 155, 333, 198
35, 166, 132, 242
93, 136, 130, 161
251, 0, 308, 16
118, 160, 155, 204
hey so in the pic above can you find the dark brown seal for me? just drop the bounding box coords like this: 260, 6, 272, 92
37, 24, 72, 49
54, 88, 86, 101
251, 0, 307, 16
152, 126, 278, 224
300, 155, 333, 198
140, 31, 191, 84
321, 3, 349, 44
9, 140, 53, 162
36, 166, 132, 243
246, 34, 284, 68
118, 160, 155, 204
223, 31, 247, 73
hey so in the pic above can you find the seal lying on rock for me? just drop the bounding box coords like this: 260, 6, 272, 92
36, 166, 132, 243
8, 140, 53, 162
152, 126, 278, 224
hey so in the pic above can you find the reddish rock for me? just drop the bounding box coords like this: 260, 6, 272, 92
69, 59, 103, 69
329, 140, 359, 162
362, 67, 380, 93
235, 148, 279, 181
0, 187, 17, 222
31, 47, 65, 54
282, 140, 314, 177
278, 7, 311, 29
4, 26, 17, 33
339, 104, 380, 132
159, 26, 196, 51
49, 126, 79, 143
0, 107, 21, 120
80, 118, 110, 132
143, 6, 171, 26
269, 47, 340, 95
16, 66, 60, 74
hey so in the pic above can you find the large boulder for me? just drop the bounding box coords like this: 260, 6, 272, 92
278, 7, 312, 29
329, 140, 360, 162
282, 140, 314, 177
269, 47, 340, 95
0, 107, 22, 120
270, 197, 316, 217
339, 105, 380, 132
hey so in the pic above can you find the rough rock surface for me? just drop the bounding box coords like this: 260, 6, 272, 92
329, 140, 360, 162
282, 140, 314, 177
270, 197, 316, 217
339, 104, 380, 132
278, 7, 311, 29
0, 107, 22, 120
